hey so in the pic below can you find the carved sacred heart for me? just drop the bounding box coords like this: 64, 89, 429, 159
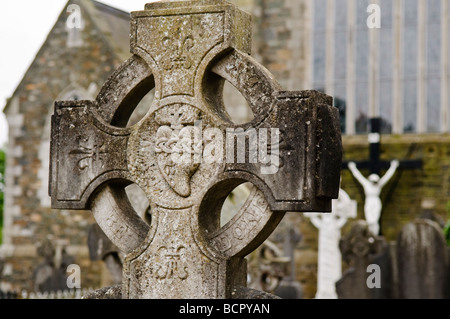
154, 104, 202, 197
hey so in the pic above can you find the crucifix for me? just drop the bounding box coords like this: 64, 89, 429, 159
342, 118, 422, 236
50, 0, 342, 299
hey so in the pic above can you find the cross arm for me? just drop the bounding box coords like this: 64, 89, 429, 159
49, 100, 132, 210
342, 159, 422, 171
222, 90, 343, 213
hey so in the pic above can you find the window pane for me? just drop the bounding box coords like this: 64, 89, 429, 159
334, 31, 347, 80
335, 0, 347, 31
355, 7, 369, 134
403, 2, 418, 134
313, 32, 326, 86
404, 79, 417, 132
427, 23, 441, 77
334, 0, 347, 81
425, 0, 441, 132
356, 0, 370, 27
314, 0, 327, 32
427, 0, 441, 22
427, 77, 441, 132
403, 27, 417, 78
380, 0, 393, 28
355, 80, 369, 133
380, 81, 393, 133
379, 9, 393, 134
334, 83, 347, 134
404, 0, 418, 26
380, 27, 393, 80
356, 29, 369, 79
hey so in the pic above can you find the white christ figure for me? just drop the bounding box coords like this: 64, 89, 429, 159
348, 159, 399, 236
305, 188, 357, 299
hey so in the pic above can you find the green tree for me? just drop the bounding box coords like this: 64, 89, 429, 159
0, 148, 4, 244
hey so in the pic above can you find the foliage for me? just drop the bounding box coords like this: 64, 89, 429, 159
444, 202, 450, 246
444, 221, 450, 246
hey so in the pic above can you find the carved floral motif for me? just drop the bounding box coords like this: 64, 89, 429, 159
69, 135, 108, 170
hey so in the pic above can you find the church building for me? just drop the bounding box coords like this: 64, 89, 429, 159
1, 0, 449, 298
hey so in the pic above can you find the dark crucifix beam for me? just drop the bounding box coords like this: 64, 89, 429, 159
342, 118, 422, 175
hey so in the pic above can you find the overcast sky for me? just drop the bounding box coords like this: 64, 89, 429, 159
0, 0, 159, 147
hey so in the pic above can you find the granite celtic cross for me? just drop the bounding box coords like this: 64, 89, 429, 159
50, 0, 342, 299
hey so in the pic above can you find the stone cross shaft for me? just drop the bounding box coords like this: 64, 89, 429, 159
50, 0, 342, 299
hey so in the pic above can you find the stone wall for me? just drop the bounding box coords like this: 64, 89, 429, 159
292, 134, 450, 299
1, 1, 125, 292
341, 134, 450, 240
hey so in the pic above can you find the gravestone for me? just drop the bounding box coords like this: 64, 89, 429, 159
88, 224, 123, 285
32, 239, 75, 293
273, 225, 303, 299
304, 188, 357, 299
247, 239, 289, 295
336, 220, 392, 299
50, 0, 342, 299
397, 219, 448, 299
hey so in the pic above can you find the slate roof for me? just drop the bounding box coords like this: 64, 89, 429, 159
84, 0, 131, 62
3, 0, 132, 113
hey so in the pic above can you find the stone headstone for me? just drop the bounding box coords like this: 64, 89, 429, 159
397, 219, 448, 299
0, 290, 17, 300
32, 239, 75, 293
273, 225, 303, 299
50, 0, 342, 299
247, 239, 289, 295
336, 220, 392, 299
88, 224, 123, 285
305, 188, 357, 299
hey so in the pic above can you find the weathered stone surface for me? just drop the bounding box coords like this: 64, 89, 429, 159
247, 239, 290, 295
88, 224, 123, 285
50, 0, 342, 299
82, 285, 122, 299
397, 219, 448, 299
272, 226, 303, 299
336, 220, 392, 299
82, 284, 281, 299
32, 239, 76, 293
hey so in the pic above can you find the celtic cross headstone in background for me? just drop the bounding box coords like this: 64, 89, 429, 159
50, 0, 342, 298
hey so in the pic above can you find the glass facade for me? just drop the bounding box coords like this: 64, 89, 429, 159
427, 0, 441, 132
403, 0, 418, 133
379, 0, 393, 133
310, 0, 448, 135
312, 0, 327, 92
